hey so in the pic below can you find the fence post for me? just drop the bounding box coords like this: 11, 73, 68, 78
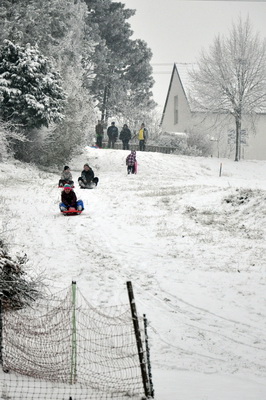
126, 281, 150, 398
143, 314, 154, 398
219, 162, 223, 177
70, 281, 77, 384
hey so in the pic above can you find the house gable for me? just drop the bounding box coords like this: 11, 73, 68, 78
160, 63, 266, 160
160, 64, 192, 133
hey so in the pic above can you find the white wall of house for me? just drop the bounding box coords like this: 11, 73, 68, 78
190, 112, 266, 160
161, 69, 192, 133
161, 65, 266, 160
243, 114, 266, 160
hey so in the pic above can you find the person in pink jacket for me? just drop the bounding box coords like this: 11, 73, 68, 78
126, 150, 137, 174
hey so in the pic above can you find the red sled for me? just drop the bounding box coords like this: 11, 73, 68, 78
134, 161, 138, 174
62, 208, 82, 216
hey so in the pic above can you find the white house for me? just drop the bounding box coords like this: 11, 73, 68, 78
160, 63, 266, 160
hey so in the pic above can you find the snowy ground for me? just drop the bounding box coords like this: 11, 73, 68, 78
1, 147, 266, 399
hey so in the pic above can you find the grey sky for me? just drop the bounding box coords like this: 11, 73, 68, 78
122, 0, 266, 109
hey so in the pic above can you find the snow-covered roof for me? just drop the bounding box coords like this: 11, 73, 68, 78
174, 62, 194, 101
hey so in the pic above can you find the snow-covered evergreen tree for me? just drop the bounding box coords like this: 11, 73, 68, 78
0, 240, 42, 310
84, 0, 156, 123
0, 40, 65, 130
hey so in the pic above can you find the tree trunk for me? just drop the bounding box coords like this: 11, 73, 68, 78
234, 118, 241, 161
101, 86, 108, 123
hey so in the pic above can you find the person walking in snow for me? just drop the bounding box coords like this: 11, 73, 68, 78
107, 122, 118, 149
119, 124, 132, 150
126, 150, 137, 174
137, 122, 148, 151
58, 166, 74, 187
59, 184, 84, 212
95, 120, 104, 148
78, 163, 99, 188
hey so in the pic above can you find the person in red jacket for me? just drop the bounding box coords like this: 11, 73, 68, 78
59, 184, 84, 212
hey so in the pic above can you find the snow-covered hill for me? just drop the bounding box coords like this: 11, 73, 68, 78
1, 148, 266, 399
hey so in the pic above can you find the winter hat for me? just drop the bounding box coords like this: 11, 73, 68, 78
64, 166, 70, 170
63, 184, 72, 191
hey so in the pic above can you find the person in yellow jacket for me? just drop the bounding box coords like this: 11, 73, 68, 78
138, 122, 148, 151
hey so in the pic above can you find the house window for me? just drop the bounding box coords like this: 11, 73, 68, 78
174, 95, 178, 124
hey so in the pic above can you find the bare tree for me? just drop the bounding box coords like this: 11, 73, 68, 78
189, 17, 266, 161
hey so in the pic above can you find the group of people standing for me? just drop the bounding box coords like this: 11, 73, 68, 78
95, 121, 148, 151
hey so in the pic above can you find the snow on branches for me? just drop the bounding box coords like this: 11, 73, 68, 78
0, 40, 66, 130
0, 244, 42, 311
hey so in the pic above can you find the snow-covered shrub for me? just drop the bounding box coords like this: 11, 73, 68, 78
0, 120, 27, 161
186, 129, 212, 156
23, 68, 97, 167
153, 129, 212, 157
0, 240, 43, 310
155, 131, 188, 148
0, 122, 11, 161
223, 188, 257, 206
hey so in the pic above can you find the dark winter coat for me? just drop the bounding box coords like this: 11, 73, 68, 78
81, 168, 95, 183
126, 151, 136, 166
119, 127, 131, 141
61, 190, 77, 207
95, 123, 104, 136
107, 125, 118, 140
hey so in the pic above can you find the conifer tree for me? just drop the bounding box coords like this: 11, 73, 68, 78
0, 40, 65, 130
84, 0, 156, 122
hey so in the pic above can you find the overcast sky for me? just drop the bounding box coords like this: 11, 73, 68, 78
121, 0, 266, 110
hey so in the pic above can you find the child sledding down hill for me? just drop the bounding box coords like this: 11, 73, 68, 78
126, 150, 137, 174
78, 163, 99, 188
59, 185, 84, 212
58, 166, 74, 187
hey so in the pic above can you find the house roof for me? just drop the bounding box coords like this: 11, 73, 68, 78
160, 63, 195, 126
160, 63, 266, 121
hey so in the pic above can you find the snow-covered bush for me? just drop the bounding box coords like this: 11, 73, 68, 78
0, 240, 43, 310
186, 129, 213, 156
155, 129, 212, 156
0, 120, 27, 161
22, 67, 97, 167
156, 131, 188, 149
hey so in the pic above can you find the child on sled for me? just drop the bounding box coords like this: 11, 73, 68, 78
58, 166, 74, 187
78, 163, 99, 188
59, 184, 84, 212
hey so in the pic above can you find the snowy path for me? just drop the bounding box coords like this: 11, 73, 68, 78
1, 149, 266, 399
